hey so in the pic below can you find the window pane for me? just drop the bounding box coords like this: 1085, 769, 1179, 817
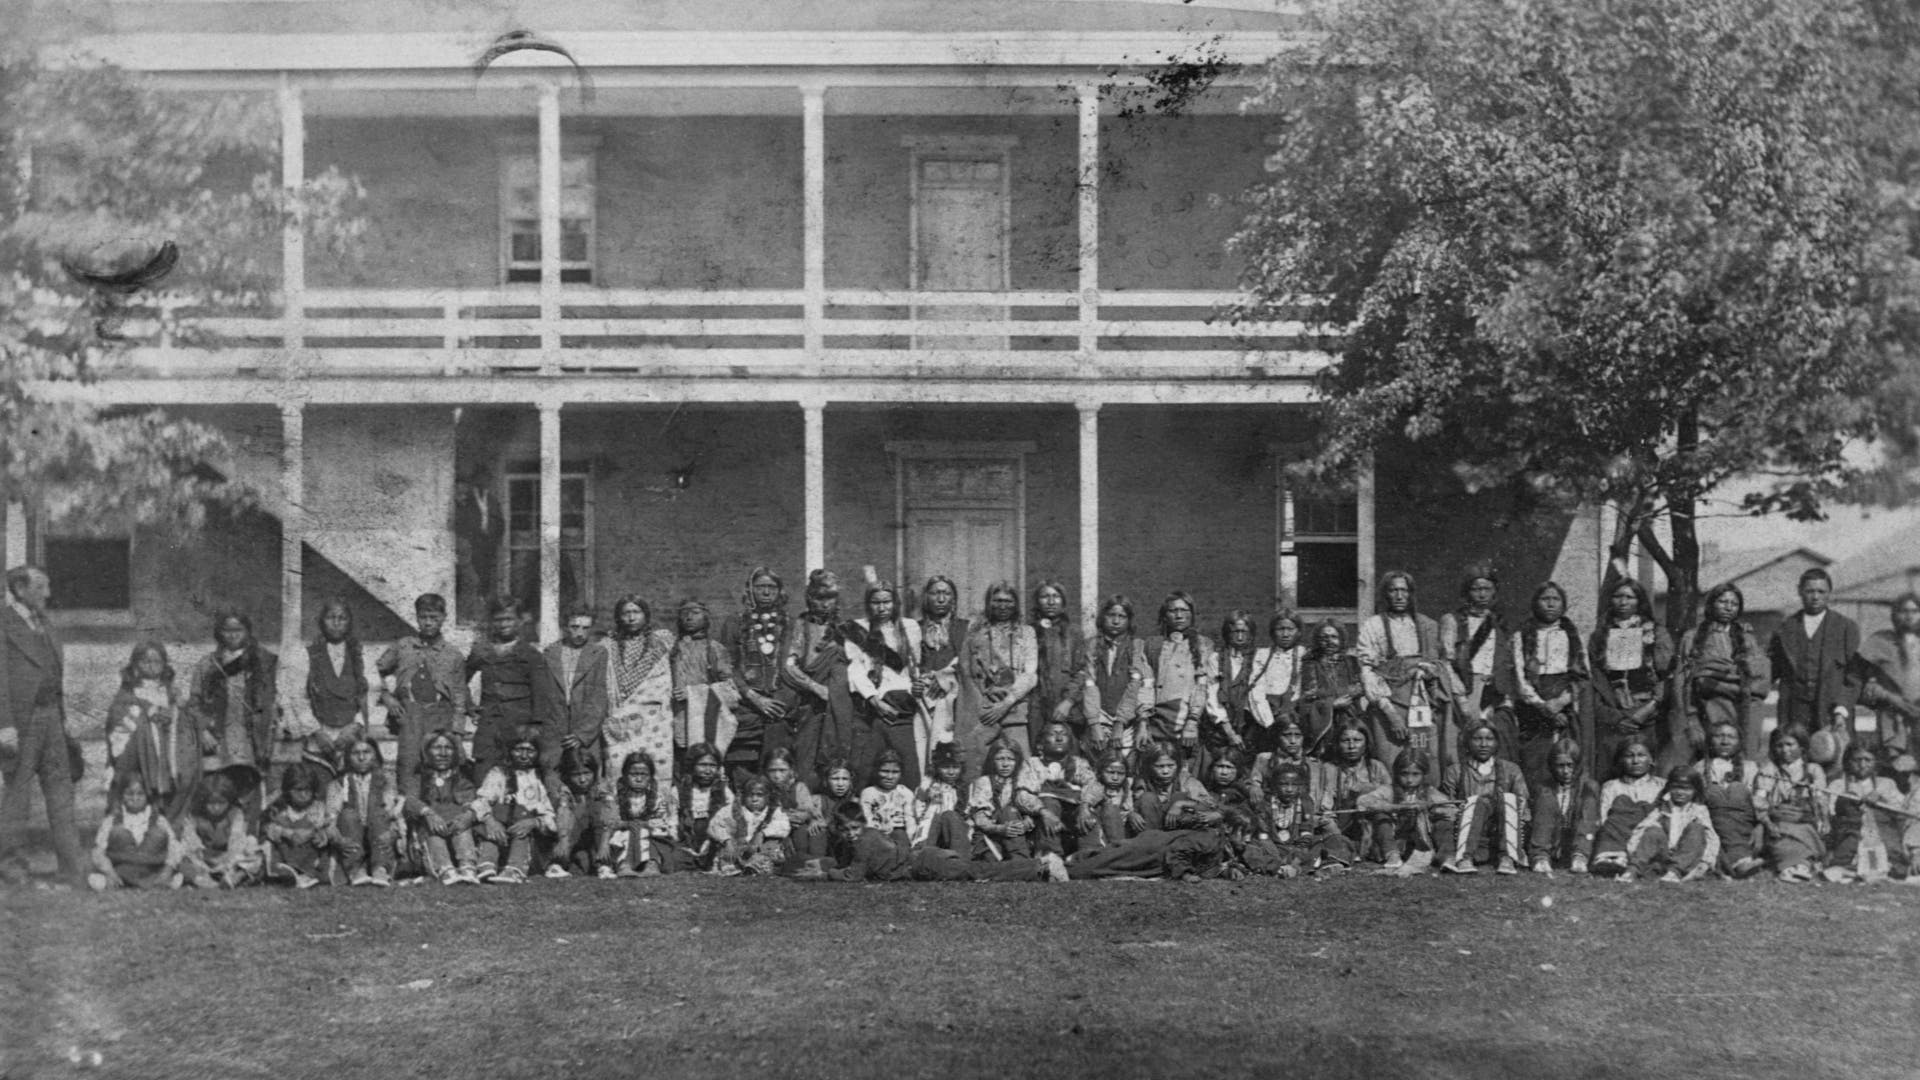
45, 537, 131, 610
509, 228, 540, 263
1296, 494, 1358, 537
1297, 541, 1359, 610
559, 223, 588, 263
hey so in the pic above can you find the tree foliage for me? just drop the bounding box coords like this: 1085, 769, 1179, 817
1, 6, 363, 538
1235, 0, 1918, 627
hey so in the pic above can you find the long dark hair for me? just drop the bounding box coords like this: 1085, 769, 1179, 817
677, 742, 728, 822
119, 640, 175, 691
1157, 591, 1205, 668
616, 751, 660, 819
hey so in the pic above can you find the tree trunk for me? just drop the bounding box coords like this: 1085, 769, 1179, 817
1665, 409, 1704, 636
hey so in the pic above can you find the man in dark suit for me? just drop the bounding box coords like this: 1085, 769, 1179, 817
540, 604, 610, 773
1768, 568, 1860, 753
0, 565, 86, 887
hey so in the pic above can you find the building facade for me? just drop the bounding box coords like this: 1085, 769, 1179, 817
13, 1, 1604, 690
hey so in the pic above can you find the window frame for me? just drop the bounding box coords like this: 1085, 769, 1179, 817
500, 466, 594, 622
497, 136, 601, 287
1271, 446, 1373, 624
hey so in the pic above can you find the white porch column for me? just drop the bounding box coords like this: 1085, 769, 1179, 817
803, 401, 826, 573
278, 77, 305, 349
1078, 402, 1101, 632
802, 85, 826, 358
1076, 85, 1100, 356
279, 402, 306, 661
537, 401, 563, 644
537, 82, 563, 363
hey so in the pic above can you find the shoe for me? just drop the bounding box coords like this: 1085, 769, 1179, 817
1399, 850, 1433, 875
616, 865, 641, 879
438, 867, 460, 886
1659, 870, 1682, 883
544, 863, 571, 880
168, 873, 184, 889
1382, 853, 1404, 872
1531, 858, 1552, 875
1039, 853, 1069, 882
349, 871, 375, 887
369, 868, 393, 888
1446, 858, 1479, 875
472, 865, 497, 883
1496, 857, 1518, 876
1570, 855, 1589, 875
1821, 866, 1855, 884
638, 862, 661, 877
1730, 856, 1765, 879
596, 865, 616, 880
495, 866, 527, 885
1617, 871, 1636, 883
456, 867, 482, 886
294, 872, 320, 890
86, 872, 110, 893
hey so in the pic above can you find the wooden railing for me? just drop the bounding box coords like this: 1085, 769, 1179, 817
126, 287, 1332, 377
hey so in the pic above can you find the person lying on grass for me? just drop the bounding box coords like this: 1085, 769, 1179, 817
1066, 792, 1273, 881
796, 801, 1065, 882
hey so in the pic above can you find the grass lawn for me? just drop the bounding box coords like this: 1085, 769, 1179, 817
4, 870, 1917, 1080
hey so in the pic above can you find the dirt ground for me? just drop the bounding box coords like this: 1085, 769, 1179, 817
4, 870, 1917, 1080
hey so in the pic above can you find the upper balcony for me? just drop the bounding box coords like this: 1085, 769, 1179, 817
53, 3, 1328, 404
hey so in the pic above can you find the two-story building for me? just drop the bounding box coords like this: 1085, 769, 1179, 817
12, 1, 1605, 691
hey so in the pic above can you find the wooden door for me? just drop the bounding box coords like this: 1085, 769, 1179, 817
905, 507, 1018, 619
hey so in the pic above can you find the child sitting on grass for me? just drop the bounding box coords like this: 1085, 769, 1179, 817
549, 750, 606, 879
1020, 719, 1098, 856
969, 736, 1044, 860
1527, 739, 1599, 875
670, 742, 732, 872
178, 774, 262, 889
263, 762, 339, 889
1080, 750, 1132, 849
860, 748, 916, 848
1823, 743, 1910, 883
325, 735, 397, 887
1359, 749, 1455, 875
1623, 767, 1720, 883
470, 727, 558, 885
1316, 720, 1392, 860
1588, 736, 1665, 878
1261, 761, 1351, 869
604, 751, 675, 878
404, 729, 479, 886
709, 774, 791, 875
764, 748, 822, 860
1697, 720, 1765, 878
1751, 726, 1826, 884
911, 742, 969, 853
1439, 719, 1530, 875
88, 774, 181, 891
1130, 740, 1209, 835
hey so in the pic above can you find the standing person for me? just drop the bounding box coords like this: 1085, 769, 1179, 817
1028, 580, 1088, 743
1850, 593, 1920, 783
1508, 582, 1591, 788
961, 582, 1038, 766
377, 593, 467, 789
304, 598, 371, 777
1246, 612, 1307, 758
184, 611, 280, 826
843, 581, 923, 788
112, 643, 196, 823
1081, 595, 1146, 756
669, 599, 740, 768
1768, 569, 1860, 761
1356, 571, 1452, 772
1140, 592, 1217, 766
784, 571, 857, 790
1589, 580, 1675, 786
1299, 620, 1364, 759
465, 596, 551, 779
718, 568, 794, 777
912, 575, 969, 773
1437, 569, 1510, 773
1672, 583, 1771, 773
0, 566, 85, 888
1203, 610, 1264, 774
601, 594, 675, 785
539, 603, 610, 780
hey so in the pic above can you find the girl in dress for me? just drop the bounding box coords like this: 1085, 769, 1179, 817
1673, 584, 1771, 769
602, 595, 677, 785
1823, 743, 1910, 882
911, 742, 970, 853
178, 774, 263, 889
105, 642, 189, 815
969, 735, 1043, 860
1081, 750, 1133, 848
262, 762, 337, 888
1753, 725, 1827, 883
186, 611, 280, 824
1588, 736, 1667, 878
1588, 580, 1674, 784
708, 774, 792, 876
603, 751, 675, 878
764, 747, 823, 861
87, 774, 181, 891
669, 742, 732, 872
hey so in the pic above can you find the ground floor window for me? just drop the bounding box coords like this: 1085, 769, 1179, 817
44, 535, 133, 611
503, 469, 592, 623
1276, 451, 1368, 622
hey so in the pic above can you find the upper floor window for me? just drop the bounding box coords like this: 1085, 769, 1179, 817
499, 149, 596, 285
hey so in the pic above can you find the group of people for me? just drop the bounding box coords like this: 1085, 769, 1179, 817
5, 561, 1919, 891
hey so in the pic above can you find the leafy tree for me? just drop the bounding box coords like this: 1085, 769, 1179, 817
1, 4, 363, 541
1235, 0, 1917, 629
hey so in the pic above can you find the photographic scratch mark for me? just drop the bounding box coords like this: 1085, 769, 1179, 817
473, 30, 595, 103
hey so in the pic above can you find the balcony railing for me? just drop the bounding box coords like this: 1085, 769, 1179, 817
125, 287, 1331, 379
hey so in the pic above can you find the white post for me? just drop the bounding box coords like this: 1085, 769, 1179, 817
803, 401, 825, 573
538, 401, 563, 644
1356, 455, 1377, 614
278, 77, 305, 349
1276, 457, 1298, 609
279, 402, 306, 662
1077, 85, 1100, 357
802, 86, 826, 359
538, 82, 563, 365
1078, 402, 1101, 633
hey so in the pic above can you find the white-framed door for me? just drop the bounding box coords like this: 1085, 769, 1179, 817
888, 440, 1033, 618
905, 136, 1015, 350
